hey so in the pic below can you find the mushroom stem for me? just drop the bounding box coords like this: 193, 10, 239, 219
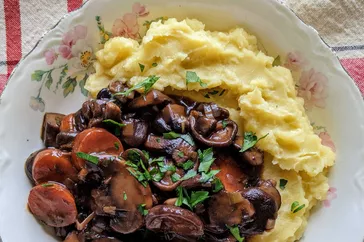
76, 212, 95, 231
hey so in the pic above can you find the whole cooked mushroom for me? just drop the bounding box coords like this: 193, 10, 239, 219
121, 118, 149, 147
150, 158, 185, 192
195, 103, 229, 120
189, 110, 238, 147
128, 90, 173, 109
145, 205, 204, 237
233, 136, 264, 166
160, 104, 189, 133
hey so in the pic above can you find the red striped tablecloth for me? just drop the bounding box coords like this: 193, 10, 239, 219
0, 0, 363, 95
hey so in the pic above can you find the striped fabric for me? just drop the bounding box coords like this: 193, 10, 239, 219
0, 0, 363, 95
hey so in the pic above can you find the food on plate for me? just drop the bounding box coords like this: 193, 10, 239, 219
25, 18, 335, 242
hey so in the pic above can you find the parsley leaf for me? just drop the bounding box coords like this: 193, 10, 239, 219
208, 90, 219, 95
123, 192, 127, 200
175, 186, 184, 206
178, 160, 194, 170
171, 173, 181, 182
219, 89, 226, 96
149, 167, 164, 182
114, 142, 120, 150
180, 134, 195, 146
226, 225, 245, 242
102, 119, 126, 127
152, 62, 158, 67
186, 71, 207, 87
199, 170, 220, 183
272, 55, 281, 67
41, 183, 54, 187
159, 162, 176, 173
139, 63, 145, 72
222, 120, 228, 129
198, 148, 215, 173
114, 75, 160, 96
279, 179, 288, 190
240, 132, 269, 153
76, 152, 99, 165
137, 204, 148, 216
181, 170, 197, 180
212, 178, 224, 192
291, 201, 305, 213
177, 151, 184, 158
189, 191, 209, 207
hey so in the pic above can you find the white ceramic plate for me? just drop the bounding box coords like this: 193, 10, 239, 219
1, 0, 364, 241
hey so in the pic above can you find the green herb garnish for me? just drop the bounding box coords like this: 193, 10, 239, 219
199, 170, 220, 183
189, 191, 209, 207
175, 187, 209, 210
152, 62, 158, 67
240, 132, 269, 153
114, 75, 160, 96
76, 152, 99, 165
226, 225, 245, 242
198, 148, 215, 173
139, 63, 145, 72
123, 192, 127, 200
137, 204, 148, 216
186, 71, 207, 87
291, 201, 305, 213
175, 186, 184, 206
162, 132, 195, 146
219, 89, 226, 96
208, 90, 219, 95
222, 120, 228, 129
177, 151, 184, 158
171, 173, 181, 182
149, 167, 164, 182
212, 178, 224, 192
279, 179, 288, 190
204, 94, 210, 98
41, 183, 54, 188
181, 170, 197, 180
272, 55, 281, 67
178, 160, 194, 170
103, 119, 126, 127
114, 142, 120, 150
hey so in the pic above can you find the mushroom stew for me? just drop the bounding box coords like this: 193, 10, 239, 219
25, 81, 281, 242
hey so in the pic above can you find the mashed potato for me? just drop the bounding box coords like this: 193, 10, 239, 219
85, 18, 335, 241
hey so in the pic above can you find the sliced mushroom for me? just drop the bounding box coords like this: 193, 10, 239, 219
233, 136, 264, 166
32, 148, 78, 184
128, 90, 173, 109
190, 111, 238, 147
145, 205, 204, 237
151, 159, 185, 192
96, 88, 112, 100
194, 115, 217, 136
28, 182, 77, 227
208, 191, 255, 230
153, 114, 172, 133
211, 153, 248, 192
195, 103, 229, 120
56, 131, 79, 150
110, 162, 153, 210
241, 180, 281, 233
41, 112, 65, 147
25, 149, 45, 184
121, 148, 148, 165
171, 95, 198, 115
161, 104, 189, 133
110, 210, 144, 234
121, 118, 148, 147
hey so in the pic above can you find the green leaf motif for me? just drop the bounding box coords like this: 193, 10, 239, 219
79, 74, 89, 97
31, 70, 46, 82
45, 71, 53, 90
62, 77, 77, 97
54, 65, 68, 92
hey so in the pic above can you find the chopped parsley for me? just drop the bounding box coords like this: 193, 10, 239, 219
212, 178, 224, 192
114, 75, 160, 96
240, 132, 269, 153
152, 62, 158, 67
139, 63, 145, 72
102, 119, 126, 127
41, 183, 54, 188
137, 204, 148, 216
181, 170, 197, 181
149, 167, 164, 182
171, 173, 181, 182
114, 142, 120, 150
291, 201, 305, 213
226, 225, 245, 242
199, 170, 220, 183
204, 94, 210, 99
279, 179, 288, 190
208, 90, 219, 95
198, 148, 215, 173
162, 132, 195, 146
219, 89, 226, 96
272, 55, 281, 67
222, 120, 228, 129
178, 160, 194, 170
177, 151, 184, 158
186, 71, 207, 87
123, 192, 127, 200
76, 152, 99, 165
175, 187, 209, 210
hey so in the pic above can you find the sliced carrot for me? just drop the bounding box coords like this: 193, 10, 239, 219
60, 113, 76, 132
211, 154, 247, 193
32, 148, 77, 184
28, 183, 77, 227
72, 128, 123, 170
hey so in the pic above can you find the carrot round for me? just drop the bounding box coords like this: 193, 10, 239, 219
28, 183, 77, 227
72, 128, 123, 170
32, 148, 77, 184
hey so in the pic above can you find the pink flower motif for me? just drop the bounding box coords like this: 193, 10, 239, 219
58, 45, 72, 59
323, 187, 337, 208
297, 68, 328, 109
284, 51, 308, 71
132, 2, 149, 17
112, 13, 139, 39
44, 49, 58, 65
319, 132, 336, 152
73, 25, 87, 40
